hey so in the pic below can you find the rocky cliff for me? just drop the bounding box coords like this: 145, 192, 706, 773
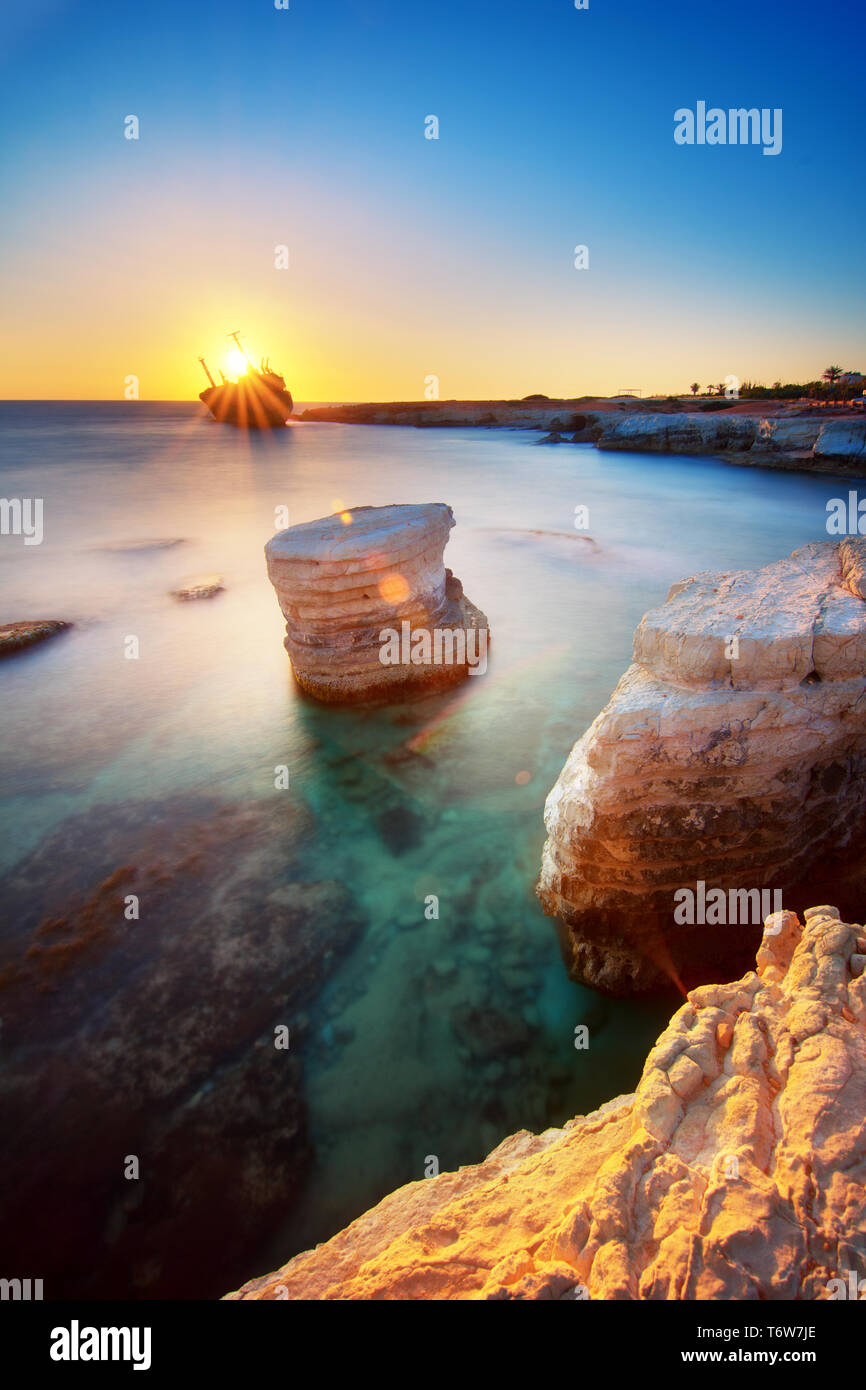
537, 540, 866, 994
226, 904, 866, 1300
596, 411, 866, 471
265, 503, 488, 703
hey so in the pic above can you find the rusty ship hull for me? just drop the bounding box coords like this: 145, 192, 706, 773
199, 377, 293, 428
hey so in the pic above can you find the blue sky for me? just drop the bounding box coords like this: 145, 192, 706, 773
1, 0, 864, 398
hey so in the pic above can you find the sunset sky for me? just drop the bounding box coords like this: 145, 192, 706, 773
1, 0, 864, 401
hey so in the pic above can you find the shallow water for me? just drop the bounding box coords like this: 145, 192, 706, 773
0, 402, 850, 1295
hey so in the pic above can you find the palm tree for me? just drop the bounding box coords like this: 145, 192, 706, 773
823, 365, 844, 386
690, 382, 700, 396
715, 383, 726, 397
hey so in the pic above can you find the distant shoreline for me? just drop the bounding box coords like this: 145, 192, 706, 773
294, 397, 866, 477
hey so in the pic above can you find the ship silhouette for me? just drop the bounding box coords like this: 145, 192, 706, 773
198, 332, 293, 427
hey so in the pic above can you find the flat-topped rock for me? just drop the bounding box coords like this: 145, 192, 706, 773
635, 540, 866, 688
538, 541, 866, 993
266, 502, 454, 568
265, 504, 489, 702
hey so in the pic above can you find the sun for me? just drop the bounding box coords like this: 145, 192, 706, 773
225, 348, 249, 378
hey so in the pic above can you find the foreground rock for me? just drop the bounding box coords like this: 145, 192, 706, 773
265, 503, 489, 703
226, 906, 866, 1300
538, 540, 866, 993
0, 620, 71, 657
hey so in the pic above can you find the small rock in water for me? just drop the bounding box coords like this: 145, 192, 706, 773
0, 620, 72, 658
170, 574, 225, 602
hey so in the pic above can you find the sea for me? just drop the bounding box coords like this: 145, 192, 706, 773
0, 401, 850, 1297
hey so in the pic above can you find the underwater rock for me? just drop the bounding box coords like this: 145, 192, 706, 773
0, 795, 364, 1299
226, 906, 866, 1300
0, 620, 71, 657
265, 503, 489, 703
451, 1004, 533, 1060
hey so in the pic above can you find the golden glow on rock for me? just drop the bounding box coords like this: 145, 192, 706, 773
378, 573, 410, 605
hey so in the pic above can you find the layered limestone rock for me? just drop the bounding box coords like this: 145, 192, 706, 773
265, 503, 488, 702
596, 411, 866, 470
538, 540, 866, 994
226, 906, 866, 1300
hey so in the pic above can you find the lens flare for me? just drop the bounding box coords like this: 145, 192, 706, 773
379, 574, 410, 605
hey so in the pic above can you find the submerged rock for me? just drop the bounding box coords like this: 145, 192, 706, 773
538, 540, 866, 994
0, 620, 71, 657
225, 905, 866, 1300
265, 503, 489, 703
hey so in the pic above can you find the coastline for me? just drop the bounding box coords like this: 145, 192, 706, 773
296, 398, 866, 477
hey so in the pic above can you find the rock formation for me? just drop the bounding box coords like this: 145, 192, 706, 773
265, 503, 488, 702
0, 620, 71, 657
596, 410, 866, 470
538, 540, 866, 994
226, 905, 866, 1300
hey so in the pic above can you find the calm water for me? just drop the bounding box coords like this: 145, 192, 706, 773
0, 402, 851, 1297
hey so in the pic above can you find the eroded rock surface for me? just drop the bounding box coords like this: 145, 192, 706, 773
265, 503, 488, 702
538, 540, 866, 993
0, 620, 71, 657
226, 906, 866, 1300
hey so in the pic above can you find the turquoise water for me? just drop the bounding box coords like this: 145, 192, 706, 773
0, 402, 852, 1295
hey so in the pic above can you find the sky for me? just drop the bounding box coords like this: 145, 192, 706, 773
0, 0, 864, 401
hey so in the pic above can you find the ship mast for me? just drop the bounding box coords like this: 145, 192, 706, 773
198, 356, 216, 388
228, 330, 252, 367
